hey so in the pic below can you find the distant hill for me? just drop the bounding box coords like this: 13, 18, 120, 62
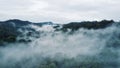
0, 19, 118, 45
61, 20, 115, 31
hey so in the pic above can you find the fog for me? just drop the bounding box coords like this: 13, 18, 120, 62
0, 23, 120, 68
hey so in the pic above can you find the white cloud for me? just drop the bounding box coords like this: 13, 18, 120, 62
28, 0, 49, 11
0, 0, 120, 23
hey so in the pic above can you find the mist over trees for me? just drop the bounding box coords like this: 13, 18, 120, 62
0, 19, 120, 68
0, 19, 116, 44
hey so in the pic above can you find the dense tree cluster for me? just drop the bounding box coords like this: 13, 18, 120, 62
61, 20, 114, 31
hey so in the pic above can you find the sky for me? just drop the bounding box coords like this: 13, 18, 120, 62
0, 0, 120, 23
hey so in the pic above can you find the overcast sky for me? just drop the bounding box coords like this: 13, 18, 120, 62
0, 0, 120, 23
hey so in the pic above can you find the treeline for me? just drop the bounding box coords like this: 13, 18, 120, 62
61, 20, 115, 31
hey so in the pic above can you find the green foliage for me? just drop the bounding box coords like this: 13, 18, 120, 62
39, 62, 57, 68
36, 56, 105, 68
